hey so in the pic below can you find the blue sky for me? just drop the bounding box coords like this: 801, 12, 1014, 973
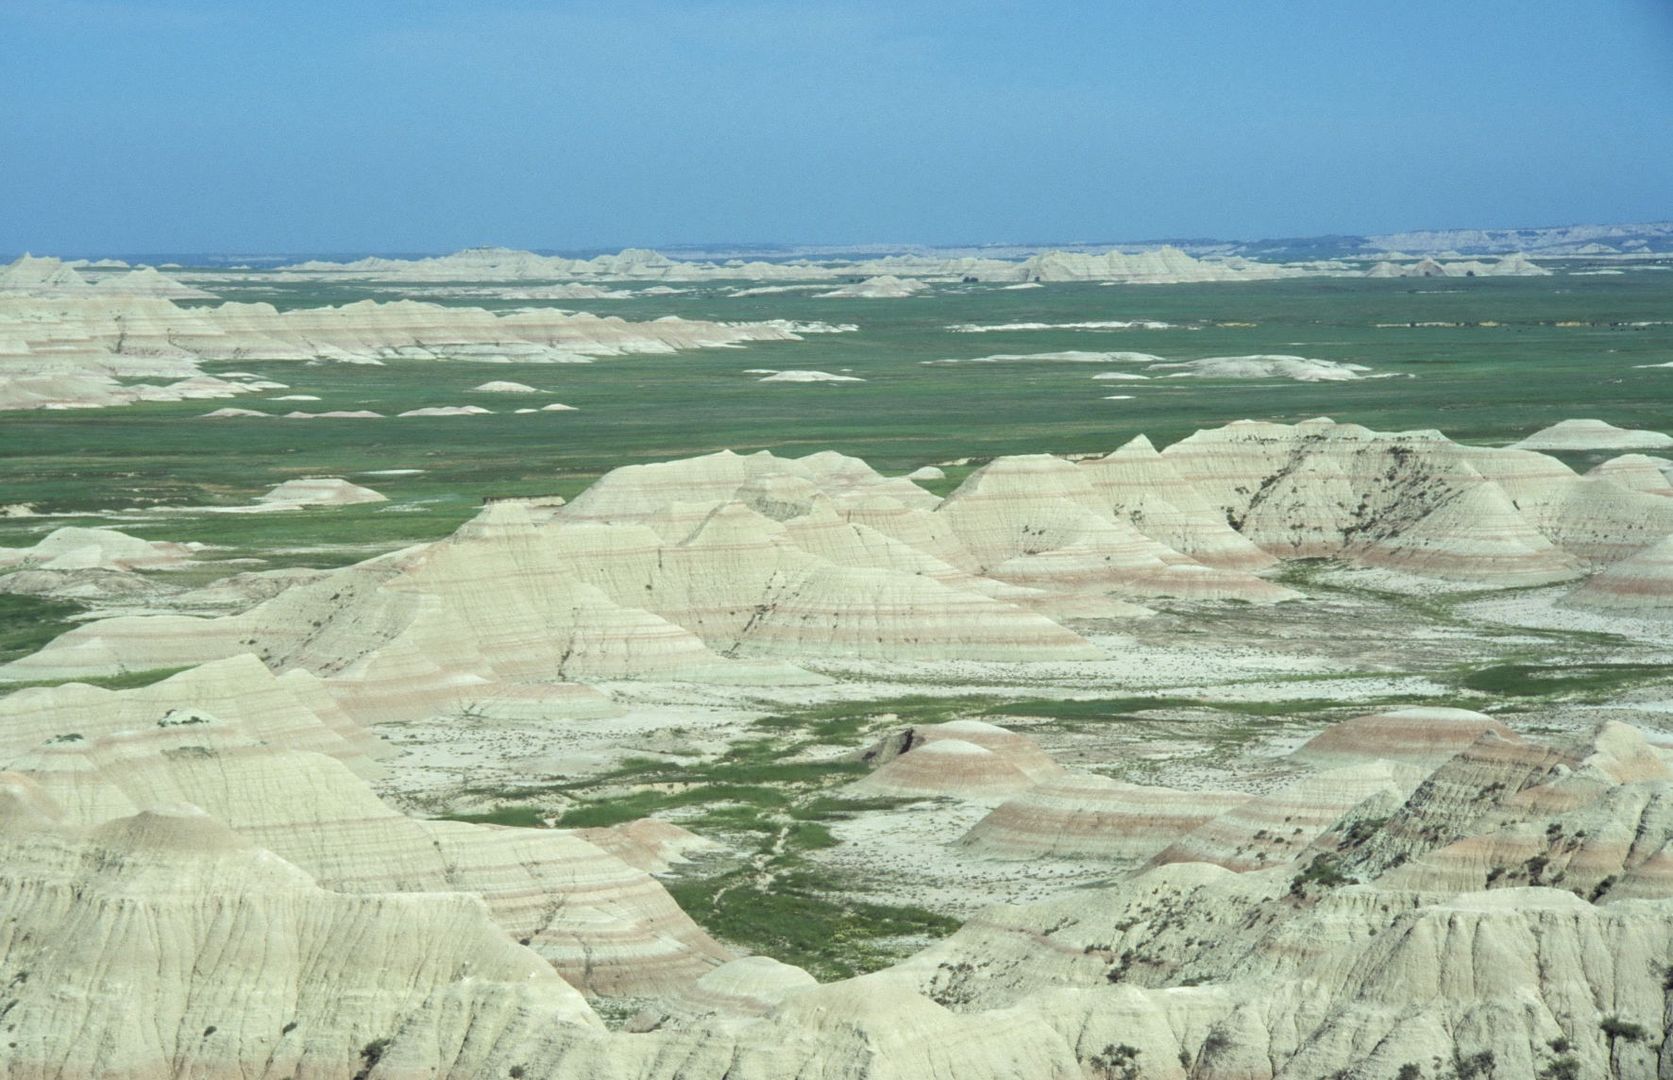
3, 0, 1671, 253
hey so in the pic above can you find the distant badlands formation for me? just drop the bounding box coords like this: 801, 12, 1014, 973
0, 244, 1565, 412
5, 418, 1673, 1074
0, 255, 809, 411
258, 243, 1555, 284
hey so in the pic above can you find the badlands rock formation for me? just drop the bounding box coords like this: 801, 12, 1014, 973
1511, 418, 1673, 451
814, 275, 929, 298
0, 256, 805, 410
854, 720, 1061, 798
0, 526, 198, 573
1290, 706, 1517, 768
12, 418, 1673, 689
1562, 533, 1673, 616
963, 773, 1254, 859
1146, 354, 1374, 381
1587, 454, 1673, 496
0, 658, 727, 997
1158, 417, 1673, 575
257, 476, 388, 507
271, 244, 1309, 286
757, 369, 865, 383
6, 415, 1673, 1076
1364, 251, 1551, 277
473, 379, 543, 393
930, 350, 1373, 381
893, 718, 1673, 1080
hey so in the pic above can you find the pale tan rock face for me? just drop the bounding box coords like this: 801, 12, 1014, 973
962, 773, 1254, 860
1291, 706, 1518, 769
0, 526, 197, 572
883, 718, 1673, 1080
0, 803, 604, 1079
1147, 761, 1422, 872
1562, 533, 1673, 616
936, 453, 1297, 606
1160, 417, 1673, 573
1078, 435, 1279, 572
0, 277, 801, 410
1510, 418, 1673, 452
0, 662, 729, 998
853, 738, 1037, 797
256, 477, 388, 507
9, 431, 1673, 1075
11, 421, 1673, 694
1587, 454, 1673, 497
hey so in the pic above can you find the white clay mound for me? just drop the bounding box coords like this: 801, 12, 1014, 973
814, 275, 929, 299
1510, 418, 1673, 451
0, 526, 197, 572
257, 477, 388, 507
757, 370, 866, 383
398, 405, 494, 417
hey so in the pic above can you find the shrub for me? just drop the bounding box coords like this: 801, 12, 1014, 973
1089, 1043, 1141, 1080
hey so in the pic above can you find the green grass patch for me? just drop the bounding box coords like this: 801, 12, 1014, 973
436, 805, 548, 828
788, 794, 923, 820
752, 695, 995, 741
667, 864, 960, 981
1458, 663, 1669, 697
556, 782, 795, 828
984, 696, 1201, 721
0, 665, 193, 694
0, 594, 89, 666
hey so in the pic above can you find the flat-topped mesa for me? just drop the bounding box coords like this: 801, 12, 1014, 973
1017, 245, 1301, 283
961, 772, 1256, 860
